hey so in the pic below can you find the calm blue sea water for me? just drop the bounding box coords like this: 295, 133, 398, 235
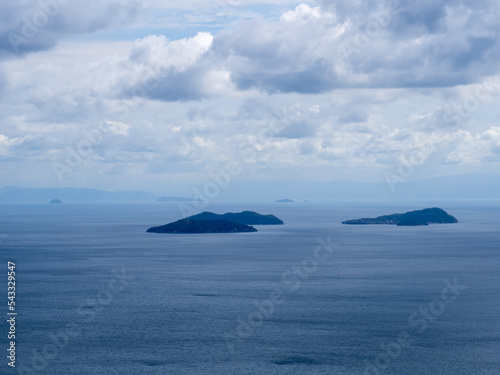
1, 202, 499, 375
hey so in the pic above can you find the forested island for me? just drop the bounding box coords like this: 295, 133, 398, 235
147, 219, 257, 234
342, 207, 458, 226
185, 211, 283, 225
147, 210, 283, 234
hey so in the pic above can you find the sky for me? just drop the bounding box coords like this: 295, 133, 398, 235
0, 0, 500, 195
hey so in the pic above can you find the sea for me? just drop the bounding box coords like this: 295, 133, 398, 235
1, 201, 499, 375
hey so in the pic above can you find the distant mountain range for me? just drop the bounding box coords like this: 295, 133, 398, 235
0, 187, 188, 203
1, 174, 499, 202
215, 174, 500, 201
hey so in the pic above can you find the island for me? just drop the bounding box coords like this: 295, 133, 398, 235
276, 199, 293, 203
49, 199, 63, 204
342, 207, 458, 226
147, 219, 257, 234
185, 211, 284, 225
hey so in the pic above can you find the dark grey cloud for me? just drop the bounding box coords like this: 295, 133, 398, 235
233, 98, 283, 121
187, 106, 215, 122
4, 1, 500, 104
211, 11, 341, 94
94, 1, 500, 102
317, 0, 380, 22
388, 0, 448, 35
452, 36, 497, 70
0, 68, 6, 96
127, 65, 209, 102
342, 0, 500, 88
0, 1, 141, 58
208, 1, 500, 95
233, 58, 338, 94
338, 108, 369, 124
275, 121, 316, 138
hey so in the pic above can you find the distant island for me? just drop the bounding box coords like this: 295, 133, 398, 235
342, 208, 458, 226
156, 196, 191, 202
147, 219, 257, 234
276, 199, 293, 203
185, 211, 284, 225
49, 199, 63, 204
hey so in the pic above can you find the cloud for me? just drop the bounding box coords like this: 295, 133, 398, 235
408, 107, 458, 130
275, 121, 316, 138
389, 0, 448, 35
213, 4, 345, 94
0, 134, 22, 157
0, 68, 6, 96
6, 1, 500, 107
1, 1, 500, 189
101, 121, 131, 136
0, 1, 141, 58
482, 126, 500, 155
210, 1, 500, 93
0, 32, 224, 124
113, 32, 237, 102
